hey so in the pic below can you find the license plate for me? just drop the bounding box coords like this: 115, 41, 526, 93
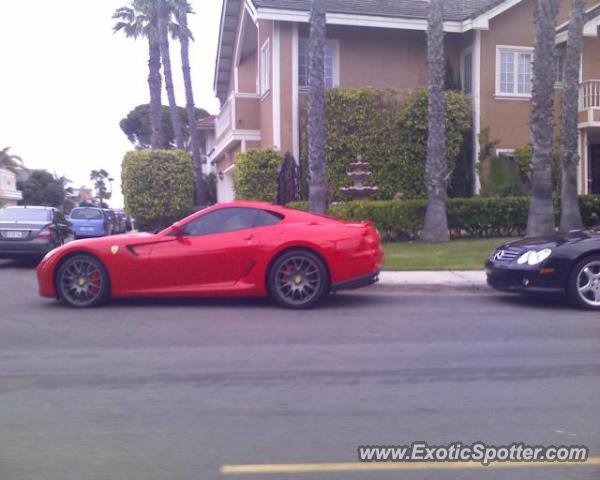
80, 227, 94, 232
5, 231, 24, 239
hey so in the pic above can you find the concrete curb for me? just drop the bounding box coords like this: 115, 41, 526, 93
378, 271, 489, 292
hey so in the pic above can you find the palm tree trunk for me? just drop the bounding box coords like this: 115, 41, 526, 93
560, 0, 585, 232
177, 5, 206, 207
307, 0, 329, 214
148, 37, 164, 150
158, 11, 185, 150
527, 0, 560, 237
422, 0, 450, 243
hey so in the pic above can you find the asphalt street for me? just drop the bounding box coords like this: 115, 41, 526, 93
0, 258, 599, 480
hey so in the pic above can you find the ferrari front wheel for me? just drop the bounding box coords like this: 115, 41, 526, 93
56, 254, 110, 308
268, 250, 329, 309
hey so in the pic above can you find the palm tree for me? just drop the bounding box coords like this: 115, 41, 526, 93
527, 0, 560, 237
113, 0, 164, 150
307, 0, 328, 214
560, 0, 585, 232
0, 147, 24, 173
422, 0, 450, 243
157, 0, 185, 150
174, 0, 206, 207
90, 169, 112, 207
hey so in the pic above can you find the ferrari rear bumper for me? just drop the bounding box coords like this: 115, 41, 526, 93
332, 272, 379, 292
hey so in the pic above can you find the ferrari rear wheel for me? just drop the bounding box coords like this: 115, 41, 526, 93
56, 254, 110, 308
568, 255, 600, 310
268, 250, 329, 309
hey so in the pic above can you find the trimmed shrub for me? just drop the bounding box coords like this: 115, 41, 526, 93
234, 149, 283, 202
288, 196, 600, 242
300, 87, 472, 201
483, 156, 529, 198
121, 149, 195, 231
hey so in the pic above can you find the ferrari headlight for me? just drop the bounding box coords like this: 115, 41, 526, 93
517, 248, 552, 266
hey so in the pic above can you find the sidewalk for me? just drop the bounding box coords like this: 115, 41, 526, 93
379, 270, 488, 291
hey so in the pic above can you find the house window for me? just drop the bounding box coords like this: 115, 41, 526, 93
497, 149, 516, 160
496, 47, 534, 97
461, 50, 473, 95
260, 40, 270, 96
298, 39, 338, 88
555, 49, 565, 86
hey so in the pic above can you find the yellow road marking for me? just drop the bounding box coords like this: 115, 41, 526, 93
221, 457, 600, 475
0, 377, 36, 390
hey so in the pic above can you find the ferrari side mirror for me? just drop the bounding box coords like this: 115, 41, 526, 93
171, 221, 184, 236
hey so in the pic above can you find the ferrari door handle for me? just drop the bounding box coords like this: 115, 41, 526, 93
244, 234, 254, 241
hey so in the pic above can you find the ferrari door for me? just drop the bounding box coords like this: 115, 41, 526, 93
148, 207, 262, 292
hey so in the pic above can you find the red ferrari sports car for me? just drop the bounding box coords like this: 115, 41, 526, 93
36, 202, 382, 309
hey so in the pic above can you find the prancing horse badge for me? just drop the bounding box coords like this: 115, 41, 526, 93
111, 246, 119, 255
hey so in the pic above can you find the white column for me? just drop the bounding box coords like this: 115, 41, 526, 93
583, 129, 589, 195
272, 21, 281, 150
472, 30, 482, 194
578, 129, 583, 194
292, 22, 300, 163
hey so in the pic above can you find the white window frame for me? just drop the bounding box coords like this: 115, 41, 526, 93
554, 48, 566, 88
460, 47, 473, 96
495, 46, 534, 99
496, 148, 516, 159
260, 39, 271, 97
298, 38, 340, 90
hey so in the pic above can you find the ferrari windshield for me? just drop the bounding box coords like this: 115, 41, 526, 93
70, 208, 104, 220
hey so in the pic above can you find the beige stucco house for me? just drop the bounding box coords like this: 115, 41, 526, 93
210, 0, 600, 202
0, 168, 23, 206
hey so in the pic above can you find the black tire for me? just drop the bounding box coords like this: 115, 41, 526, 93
56, 254, 110, 308
268, 250, 330, 309
567, 255, 600, 311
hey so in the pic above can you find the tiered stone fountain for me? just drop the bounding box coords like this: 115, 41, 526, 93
339, 155, 379, 200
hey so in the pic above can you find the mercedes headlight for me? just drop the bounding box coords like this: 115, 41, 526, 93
517, 248, 552, 266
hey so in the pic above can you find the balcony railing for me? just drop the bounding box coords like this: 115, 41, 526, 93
215, 92, 261, 141
580, 80, 600, 111
215, 92, 260, 142
216, 98, 231, 139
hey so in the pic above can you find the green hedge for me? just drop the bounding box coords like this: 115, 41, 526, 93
300, 87, 472, 201
234, 149, 283, 202
122, 149, 195, 231
288, 196, 600, 242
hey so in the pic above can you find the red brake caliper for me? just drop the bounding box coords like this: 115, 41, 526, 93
89, 271, 100, 294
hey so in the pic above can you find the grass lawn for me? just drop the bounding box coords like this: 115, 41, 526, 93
383, 237, 513, 271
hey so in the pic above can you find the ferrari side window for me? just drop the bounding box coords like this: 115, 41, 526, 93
183, 208, 259, 237
254, 210, 284, 228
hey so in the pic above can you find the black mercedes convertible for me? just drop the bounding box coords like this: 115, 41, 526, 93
487, 230, 600, 310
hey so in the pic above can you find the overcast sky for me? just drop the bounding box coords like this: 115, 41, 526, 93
0, 0, 222, 207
